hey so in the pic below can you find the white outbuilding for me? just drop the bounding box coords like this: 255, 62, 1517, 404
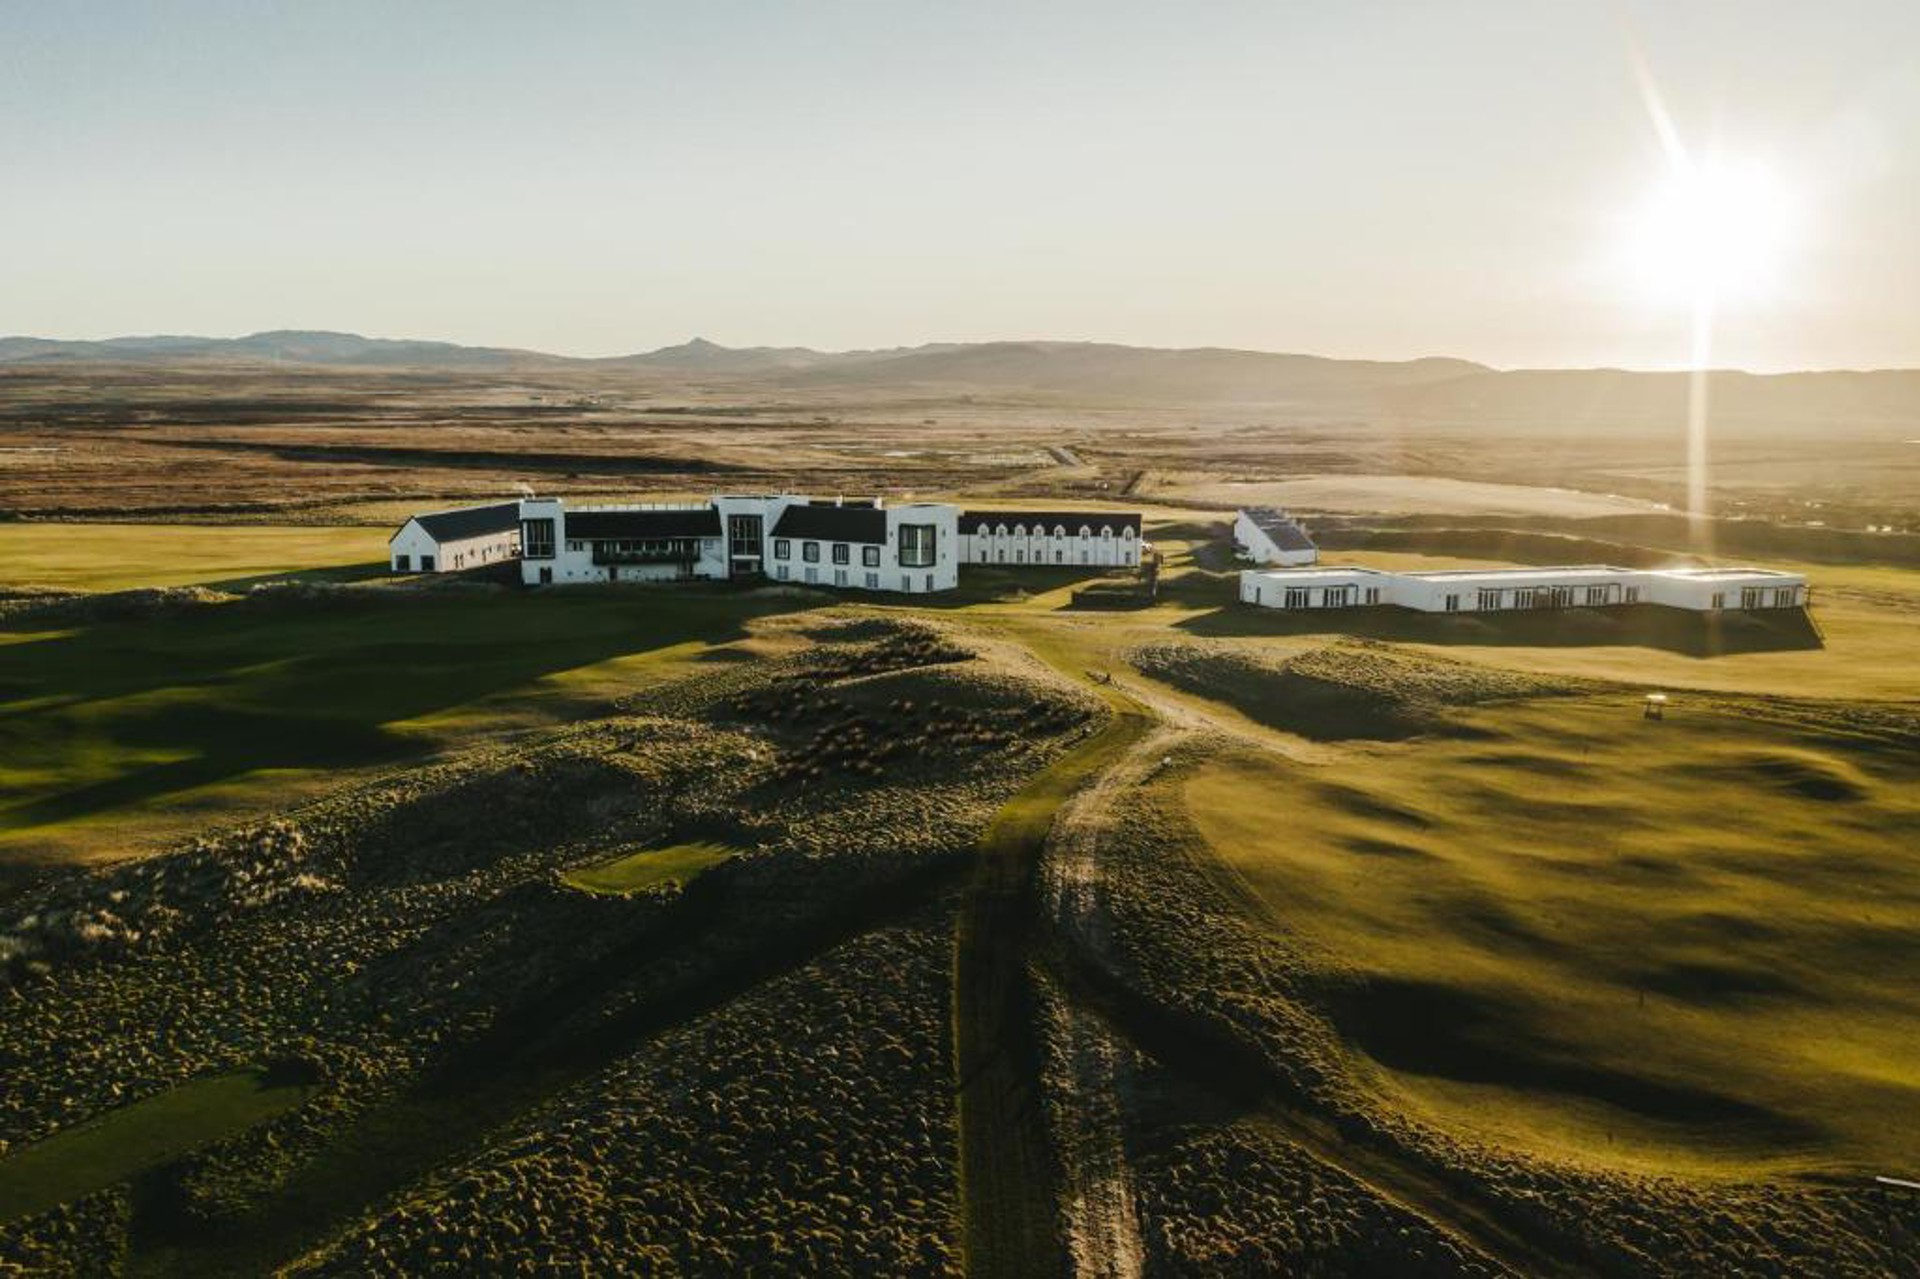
1234, 507, 1318, 566
388, 502, 522, 573
1240, 563, 1809, 614
1640, 567, 1809, 611
1384, 565, 1645, 613
1238, 566, 1392, 609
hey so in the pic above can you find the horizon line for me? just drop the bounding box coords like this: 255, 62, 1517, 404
1, 327, 1913, 378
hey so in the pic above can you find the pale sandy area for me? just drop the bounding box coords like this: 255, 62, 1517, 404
1157, 475, 1670, 519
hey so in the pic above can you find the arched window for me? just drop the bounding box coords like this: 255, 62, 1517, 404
995, 523, 1008, 537
1121, 527, 1135, 540
1078, 525, 1092, 538
1053, 524, 1067, 538
1100, 525, 1113, 538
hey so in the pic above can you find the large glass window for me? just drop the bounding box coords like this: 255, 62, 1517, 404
899, 523, 937, 567
832, 543, 850, 565
802, 541, 821, 563
773, 539, 791, 560
862, 545, 880, 567
522, 518, 556, 559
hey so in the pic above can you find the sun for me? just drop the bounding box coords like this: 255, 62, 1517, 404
1625, 156, 1798, 305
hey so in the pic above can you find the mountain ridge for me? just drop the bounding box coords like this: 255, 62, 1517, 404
2, 330, 1914, 420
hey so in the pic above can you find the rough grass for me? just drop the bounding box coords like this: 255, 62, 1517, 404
0, 588, 799, 864
1133, 638, 1587, 740
0, 1070, 314, 1225
1181, 694, 1920, 1174
561, 841, 736, 895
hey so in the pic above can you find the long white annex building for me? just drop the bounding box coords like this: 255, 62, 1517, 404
392, 495, 1146, 593
1240, 564, 1808, 613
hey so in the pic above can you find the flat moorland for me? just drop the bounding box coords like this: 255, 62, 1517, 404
3, 359, 1918, 1274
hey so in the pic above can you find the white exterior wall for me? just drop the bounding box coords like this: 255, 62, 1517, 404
766, 502, 959, 593
960, 523, 1140, 567
516, 499, 728, 586
436, 531, 519, 573
390, 521, 439, 572
1642, 571, 1807, 611
887, 503, 961, 592
1240, 570, 1389, 608
389, 521, 519, 573
1234, 511, 1317, 567
1243, 565, 1807, 613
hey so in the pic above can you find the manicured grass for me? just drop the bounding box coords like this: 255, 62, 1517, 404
561, 841, 736, 895
0, 589, 805, 864
1181, 695, 1920, 1175
0, 1070, 315, 1225
0, 524, 387, 593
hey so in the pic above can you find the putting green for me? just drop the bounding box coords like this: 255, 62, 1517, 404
0, 1069, 315, 1225
561, 841, 736, 895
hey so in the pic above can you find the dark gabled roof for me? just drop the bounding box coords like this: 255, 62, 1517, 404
959, 509, 1142, 536
564, 508, 722, 540
1263, 522, 1316, 551
396, 502, 522, 544
1242, 506, 1316, 551
771, 503, 890, 544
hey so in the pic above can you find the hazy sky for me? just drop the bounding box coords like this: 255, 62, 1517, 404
3, 2, 1916, 370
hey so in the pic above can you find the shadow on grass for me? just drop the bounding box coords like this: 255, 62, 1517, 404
198, 560, 394, 593
1173, 602, 1825, 658
0, 588, 813, 843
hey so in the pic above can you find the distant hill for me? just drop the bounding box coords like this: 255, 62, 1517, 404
1, 330, 1913, 424
1383, 367, 1920, 430
600, 336, 847, 373
771, 340, 1490, 402
0, 330, 551, 368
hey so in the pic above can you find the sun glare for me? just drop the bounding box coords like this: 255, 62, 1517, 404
1626, 157, 1798, 305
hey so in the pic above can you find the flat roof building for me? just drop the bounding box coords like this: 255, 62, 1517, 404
1241, 563, 1807, 614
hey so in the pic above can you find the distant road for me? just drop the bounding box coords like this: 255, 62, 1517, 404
1047, 444, 1085, 467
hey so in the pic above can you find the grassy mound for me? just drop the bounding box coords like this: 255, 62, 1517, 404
1179, 693, 1920, 1173
1133, 638, 1586, 739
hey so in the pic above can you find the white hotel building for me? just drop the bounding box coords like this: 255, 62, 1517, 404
515, 494, 960, 593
